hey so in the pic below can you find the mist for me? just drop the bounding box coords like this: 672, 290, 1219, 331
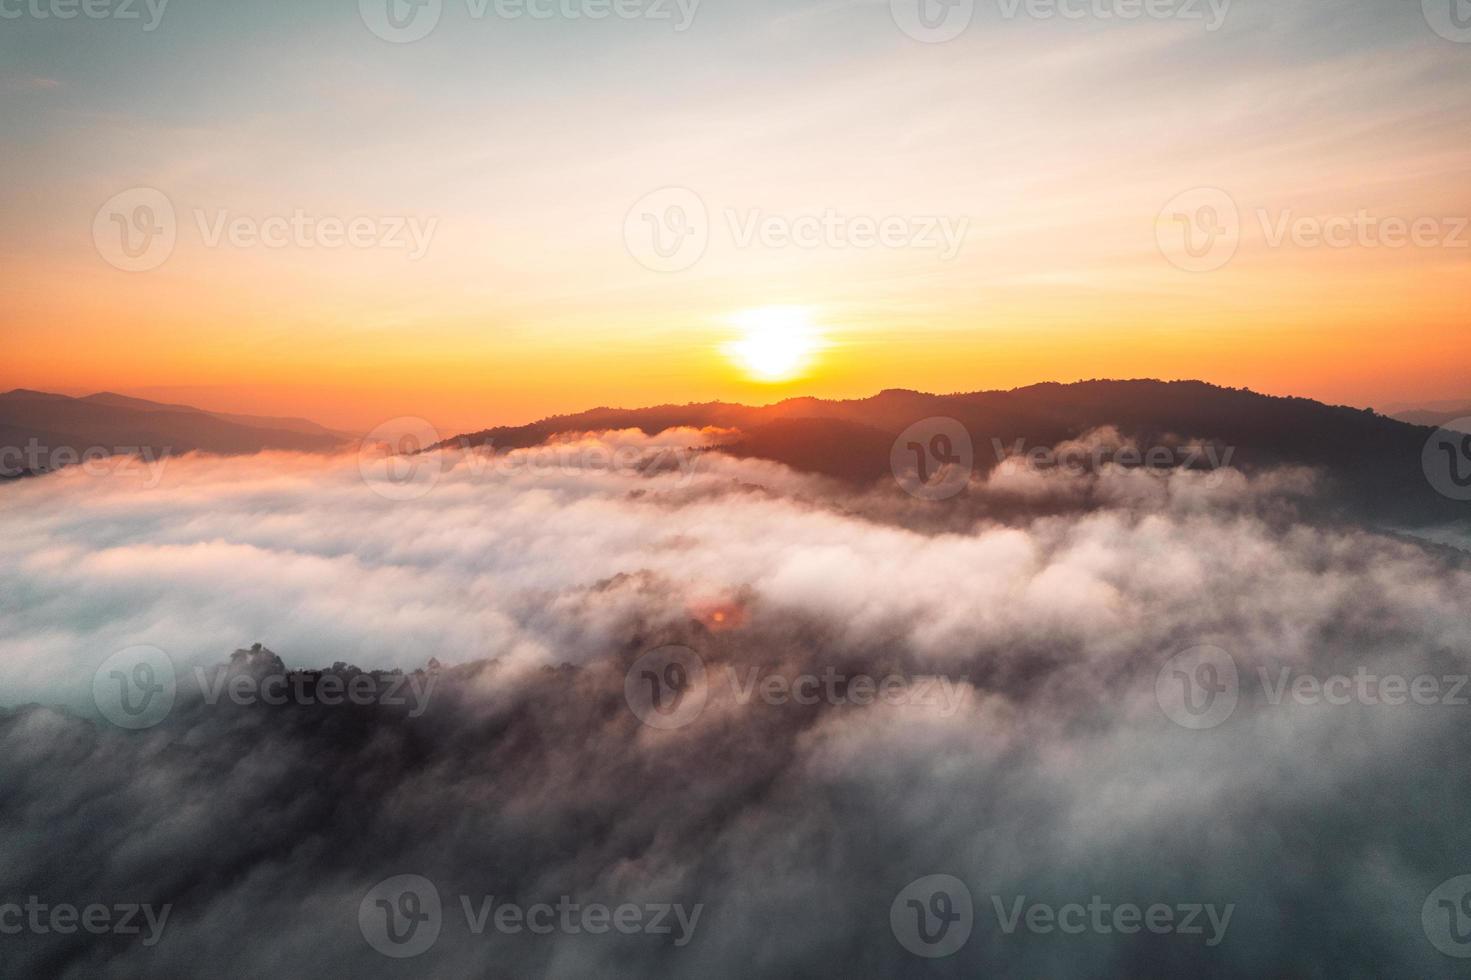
1, 432, 1469, 976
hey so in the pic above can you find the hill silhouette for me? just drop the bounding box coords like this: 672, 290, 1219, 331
440, 380, 1466, 528
0, 389, 347, 480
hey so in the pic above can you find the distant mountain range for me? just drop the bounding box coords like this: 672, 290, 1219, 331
1390, 405, 1471, 432
0, 389, 349, 479
75, 392, 353, 439
439, 380, 1469, 528
7, 381, 1467, 529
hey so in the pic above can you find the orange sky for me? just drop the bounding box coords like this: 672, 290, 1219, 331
3, 3, 1468, 434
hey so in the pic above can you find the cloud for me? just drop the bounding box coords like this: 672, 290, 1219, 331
5, 75, 61, 91
0, 434, 1469, 976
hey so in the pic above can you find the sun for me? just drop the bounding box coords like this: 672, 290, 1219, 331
722, 307, 823, 383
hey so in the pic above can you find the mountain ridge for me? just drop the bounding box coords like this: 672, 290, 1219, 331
434, 379, 1462, 527
0, 388, 348, 480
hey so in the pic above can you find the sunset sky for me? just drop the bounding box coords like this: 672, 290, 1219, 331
2, 0, 1468, 433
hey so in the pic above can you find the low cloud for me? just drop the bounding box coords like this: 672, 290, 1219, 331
1, 433, 1468, 976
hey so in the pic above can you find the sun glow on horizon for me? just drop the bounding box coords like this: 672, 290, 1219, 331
722, 307, 824, 383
